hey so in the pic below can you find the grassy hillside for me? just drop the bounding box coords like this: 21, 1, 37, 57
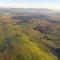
0, 16, 58, 60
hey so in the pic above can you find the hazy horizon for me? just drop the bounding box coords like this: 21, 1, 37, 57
0, 0, 60, 10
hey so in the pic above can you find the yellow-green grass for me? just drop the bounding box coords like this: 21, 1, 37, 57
10, 34, 57, 60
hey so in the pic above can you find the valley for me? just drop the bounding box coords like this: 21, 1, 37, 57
0, 8, 60, 60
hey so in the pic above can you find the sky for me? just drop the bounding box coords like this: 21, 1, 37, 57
0, 0, 60, 10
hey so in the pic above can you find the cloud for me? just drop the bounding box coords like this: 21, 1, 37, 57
0, 1, 60, 10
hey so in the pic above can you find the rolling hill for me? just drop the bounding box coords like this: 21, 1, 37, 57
0, 15, 58, 60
